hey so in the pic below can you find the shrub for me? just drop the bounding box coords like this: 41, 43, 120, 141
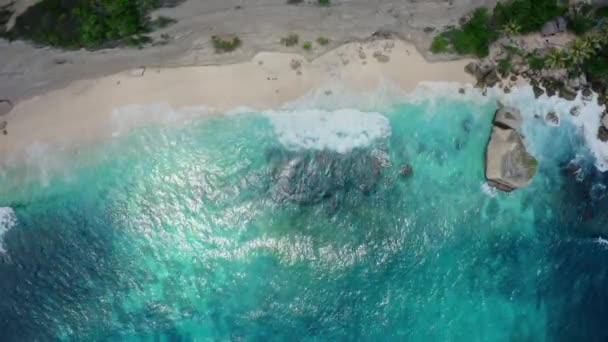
316, 36, 330, 46
430, 35, 449, 53
302, 41, 312, 50
280, 33, 299, 47
7, 0, 167, 49
212, 34, 241, 52
492, 0, 565, 34
498, 58, 513, 76
526, 54, 546, 70
448, 8, 498, 57
318, 0, 330, 6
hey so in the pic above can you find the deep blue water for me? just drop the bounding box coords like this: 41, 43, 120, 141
1, 88, 608, 341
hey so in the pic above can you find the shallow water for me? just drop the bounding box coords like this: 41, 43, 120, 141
1, 86, 608, 341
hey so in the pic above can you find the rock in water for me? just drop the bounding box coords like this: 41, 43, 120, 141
485, 108, 537, 192
267, 148, 386, 204
494, 106, 523, 130
599, 115, 608, 142
399, 164, 413, 178
545, 112, 560, 127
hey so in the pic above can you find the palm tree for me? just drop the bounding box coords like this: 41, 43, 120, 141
567, 37, 594, 66
545, 48, 567, 69
501, 21, 522, 38
585, 32, 603, 51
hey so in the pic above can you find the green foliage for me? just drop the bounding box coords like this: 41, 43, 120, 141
316, 36, 330, 46
211, 35, 241, 52
318, 0, 330, 6
500, 20, 522, 37
526, 53, 546, 70
302, 41, 312, 50
545, 48, 567, 69
430, 35, 449, 54
447, 8, 498, 57
280, 33, 299, 47
493, 0, 564, 34
497, 58, 512, 76
568, 4, 595, 34
0, 7, 12, 33
7, 0, 170, 49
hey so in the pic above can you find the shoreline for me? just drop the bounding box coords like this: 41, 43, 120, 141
0, 39, 475, 162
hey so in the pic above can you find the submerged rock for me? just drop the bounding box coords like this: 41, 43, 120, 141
485, 107, 537, 192
399, 164, 413, 178
267, 148, 387, 204
545, 112, 560, 127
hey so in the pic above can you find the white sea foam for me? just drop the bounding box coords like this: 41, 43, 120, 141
0, 207, 16, 254
481, 182, 497, 198
499, 85, 607, 171
266, 108, 391, 153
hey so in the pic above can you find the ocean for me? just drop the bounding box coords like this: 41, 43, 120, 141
1, 83, 607, 341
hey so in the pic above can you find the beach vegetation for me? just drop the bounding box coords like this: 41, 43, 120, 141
302, 41, 312, 50
318, 0, 330, 6
526, 53, 546, 71
211, 34, 241, 53
567, 37, 595, 67
0, 5, 12, 34
3, 0, 178, 49
316, 36, 330, 46
500, 20, 521, 37
446, 8, 498, 57
567, 3, 596, 35
430, 35, 449, 54
497, 58, 513, 76
544, 48, 567, 69
281, 33, 299, 47
286, 0, 304, 4
493, 0, 564, 34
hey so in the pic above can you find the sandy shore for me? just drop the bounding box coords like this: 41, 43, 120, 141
0, 39, 474, 162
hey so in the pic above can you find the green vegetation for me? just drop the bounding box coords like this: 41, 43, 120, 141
318, 0, 330, 6
493, 0, 564, 34
316, 36, 330, 46
211, 34, 241, 53
1, 0, 178, 49
445, 8, 498, 57
302, 41, 312, 50
526, 54, 545, 70
500, 20, 521, 37
430, 0, 565, 57
544, 48, 567, 69
280, 33, 299, 47
497, 58, 512, 76
0, 5, 12, 33
430, 35, 449, 54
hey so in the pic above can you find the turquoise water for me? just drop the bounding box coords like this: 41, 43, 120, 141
1, 89, 608, 341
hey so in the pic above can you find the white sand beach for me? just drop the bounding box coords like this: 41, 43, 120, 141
0, 39, 474, 161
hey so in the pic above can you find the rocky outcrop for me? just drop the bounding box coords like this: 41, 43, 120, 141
464, 60, 500, 88
599, 114, 608, 142
485, 107, 538, 192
